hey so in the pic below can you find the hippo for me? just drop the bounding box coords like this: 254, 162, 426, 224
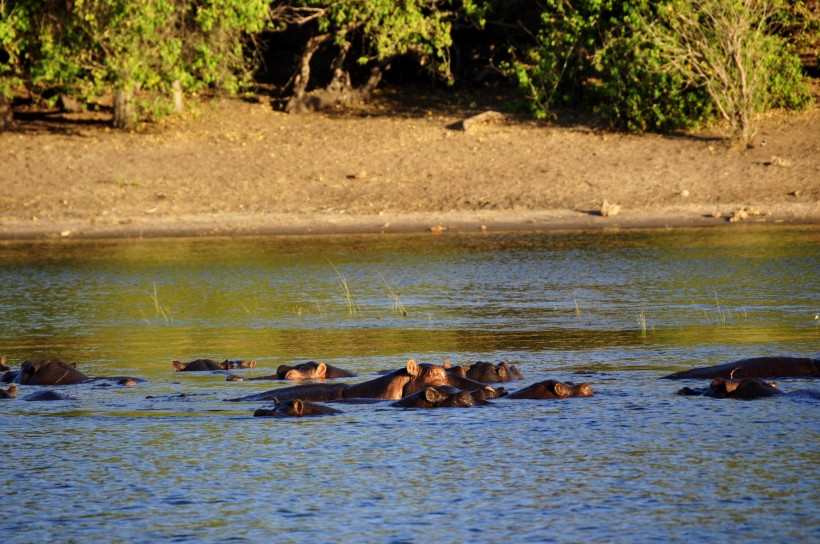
392, 386, 490, 408
226, 359, 499, 403
677, 377, 784, 400
507, 380, 594, 399
226, 361, 357, 381
1, 359, 144, 387
462, 361, 524, 383
0, 354, 9, 372
661, 356, 819, 380
2, 359, 88, 385
254, 399, 342, 417
173, 359, 256, 372
23, 390, 77, 401
0, 384, 16, 399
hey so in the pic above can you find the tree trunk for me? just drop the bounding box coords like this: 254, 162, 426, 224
172, 80, 183, 113
113, 88, 135, 129
0, 95, 11, 131
286, 33, 387, 114
286, 33, 331, 114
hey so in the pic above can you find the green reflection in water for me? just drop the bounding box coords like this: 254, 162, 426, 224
1, 224, 817, 379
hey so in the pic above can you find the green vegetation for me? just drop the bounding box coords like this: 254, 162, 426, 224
0, 0, 814, 139
506, 0, 812, 141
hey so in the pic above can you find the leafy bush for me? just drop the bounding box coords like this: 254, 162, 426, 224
0, 0, 272, 128
505, 0, 811, 138
637, 0, 811, 142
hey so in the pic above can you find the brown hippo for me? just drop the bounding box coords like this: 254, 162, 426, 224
226, 359, 499, 403
23, 390, 77, 401
172, 359, 256, 372
0, 384, 16, 399
392, 386, 490, 408
0, 354, 9, 372
1, 359, 144, 387
662, 356, 819, 380
2, 359, 89, 385
507, 379, 594, 399
677, 377, 784, 400
226, 361, 357, 381
462, 361, 524, 383
254, 399, 342, 417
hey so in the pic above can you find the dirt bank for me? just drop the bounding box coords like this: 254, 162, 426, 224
1, 92, 818, 239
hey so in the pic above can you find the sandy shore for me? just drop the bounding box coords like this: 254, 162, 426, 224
1, 96, 818, 240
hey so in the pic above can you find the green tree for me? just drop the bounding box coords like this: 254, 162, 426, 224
637, 0, 811, 143
274, 0, 475, 113
0, 0, 272, 128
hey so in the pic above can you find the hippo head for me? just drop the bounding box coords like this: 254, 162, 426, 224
508, 379, 594, 400
278, 362, 327, 380
17, 359, 89, 386
254, 398, 341, 417
403, 360, 498, 398
0, 384, 16, 399
224, 359, 256, 369
705, 377, 782, 399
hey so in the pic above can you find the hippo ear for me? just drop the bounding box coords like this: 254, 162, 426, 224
406, 359, 420, 377
424, 387, 445, 403
553, 382, 572, 398
292, 400, 304, 416
172, 361, 187, 372
246, 360, 256, 368
316, 362, 327, 375
273, 397, 281, 406
724, 380, 742, 394
443, 359, 451, 369
70, 362, 77, 368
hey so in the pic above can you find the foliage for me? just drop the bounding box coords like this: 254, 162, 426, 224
0, 0, 271, 126
277, 0, 480, 82
636, 0, 811, 142
1, 0, 814, 132
504, 0, 811, 137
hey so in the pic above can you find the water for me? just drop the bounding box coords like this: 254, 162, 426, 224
1, 225, 818, 543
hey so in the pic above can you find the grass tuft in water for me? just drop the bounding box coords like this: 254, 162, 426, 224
378, 271, 408, 317
327, 259, 360, 316
637, 311, 648, 335
150, 282, 173, 322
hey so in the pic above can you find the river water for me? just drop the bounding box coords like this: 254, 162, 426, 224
1, 225, 817, 543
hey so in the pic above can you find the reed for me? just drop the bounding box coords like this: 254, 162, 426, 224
378, 271, 408, 317
327, 259, 359, 316
637, 311, 647, 335
150, 282, 172, 322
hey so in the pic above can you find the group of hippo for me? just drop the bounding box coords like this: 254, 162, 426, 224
2, 353, 818, 415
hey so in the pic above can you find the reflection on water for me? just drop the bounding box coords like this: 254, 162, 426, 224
1, 225, 818, 542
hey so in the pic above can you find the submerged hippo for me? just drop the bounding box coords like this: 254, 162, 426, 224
507, 379, 594, 400
0, 384, 16, 399
254, 399, 342, 417
227, 361, 357, 381
677, 377, 784, 400
1, 359, 144, 387
463, 361, 524, 383
662, 356, 819, 380
0, 354, 9, 372
392, 386, 490, 408
226, 359, 499, 403
23, 390, 77, 401
173, 358, 256, 372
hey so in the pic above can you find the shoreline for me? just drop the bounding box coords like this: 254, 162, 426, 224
2, 98, 818, 242
1, 204, 818, 241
